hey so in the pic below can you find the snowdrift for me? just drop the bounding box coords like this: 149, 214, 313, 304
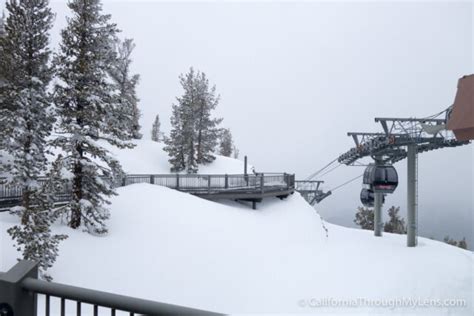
0, 140, 472, 315
100, 139, 249, 175
1, 184, 472, 315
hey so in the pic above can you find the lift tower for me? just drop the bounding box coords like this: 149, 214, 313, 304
338, 117, 469, 247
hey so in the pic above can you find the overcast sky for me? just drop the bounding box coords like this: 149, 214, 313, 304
4, 0, 472, 246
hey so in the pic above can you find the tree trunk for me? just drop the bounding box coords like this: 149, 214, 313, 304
70, 143, 83, 229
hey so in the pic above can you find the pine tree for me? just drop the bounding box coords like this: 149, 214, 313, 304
354, 206, 374, 230
443, 236, 458, 246
164, 68, 222, 173
232, 145, 240, 159
151, 114, 163, 142
109, 37, 142, 139
53, 0, 133, 234
8, 157, 68, 281
384, 206, 406, 234
457, 238, 468, 250
0, 11, 5, 37
0, 0, 55, 219
164, 103, 187, 172
0, 0, 66, 280
194, 70, 222, 164
219, 128, 233, 157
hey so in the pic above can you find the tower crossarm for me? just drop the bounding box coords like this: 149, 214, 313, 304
338, 117, 469, 165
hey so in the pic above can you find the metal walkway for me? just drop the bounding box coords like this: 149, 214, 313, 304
0, 173, 295, 211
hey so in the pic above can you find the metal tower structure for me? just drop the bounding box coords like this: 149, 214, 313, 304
295, 180, 332, 205
338, 117, 470, 247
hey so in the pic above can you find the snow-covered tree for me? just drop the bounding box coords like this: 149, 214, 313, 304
53, 0, 133, 233
219, 128, 233, 157
109, 37, 142, 139
354, 206, 374, 230
194, 71, 222, 164
8, 157, 68, 281
0, 0, 55, 218
383, 206, 406, 234
0, 11, 5, 37
0, 1, 67, 280
164, 68, 222, 173
232, 145, 240, 159
151, 114, 163, 142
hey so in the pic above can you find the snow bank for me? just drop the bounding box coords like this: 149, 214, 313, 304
101, 139, 249, 174
1, 183, 472, 315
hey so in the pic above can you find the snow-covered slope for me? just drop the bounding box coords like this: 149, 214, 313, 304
101, 139, 249, 174
0, 184, 472, 315
0, 141, 472, 315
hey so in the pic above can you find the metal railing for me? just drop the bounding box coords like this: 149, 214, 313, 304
0, 261, 222, 316
0, 173, 295, 209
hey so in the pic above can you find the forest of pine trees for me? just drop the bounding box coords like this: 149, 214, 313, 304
0, 0, 141, 279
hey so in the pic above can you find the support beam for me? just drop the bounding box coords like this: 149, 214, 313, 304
407, 144, 418, 247
373, 158, 384, 237
374, 192, 383, 237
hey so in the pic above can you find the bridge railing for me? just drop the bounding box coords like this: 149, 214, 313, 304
0, 173, 295, 206
0, 260, 221, 316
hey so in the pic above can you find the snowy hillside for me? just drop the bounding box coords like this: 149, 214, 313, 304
0, 142, 472, 315
100, 139, 249, 175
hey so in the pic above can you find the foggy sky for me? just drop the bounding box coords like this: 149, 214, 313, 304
7, 1, 473, 246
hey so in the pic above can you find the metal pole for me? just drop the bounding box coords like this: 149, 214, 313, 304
244, 156, 248, 175
374, 192, 383, 237
373, 159, 383, 237
407, 144, 418, 247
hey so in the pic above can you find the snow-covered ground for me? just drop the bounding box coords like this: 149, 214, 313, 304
0, 141, 472, 315
101, 139, 249, 175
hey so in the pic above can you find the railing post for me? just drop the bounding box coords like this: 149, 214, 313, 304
150, 175, 154, 185
0, 260, 38, 316
121, 176, 126, 187
208, 176, 211, 193
176, 174, 180, 189
260, 174, 264, 193
225, 174, 228, 189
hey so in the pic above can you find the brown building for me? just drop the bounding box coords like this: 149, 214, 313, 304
447, 75, 474, 141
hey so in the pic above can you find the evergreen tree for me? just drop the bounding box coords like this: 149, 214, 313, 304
194, 70, 222, 164
0, 0, 66, 280
219, 128, 233, 157
165, 102, 187, 172
151, 114, 163, 142
354, 206, 374, 230
232, 145, 240, 159
443, 236, 458, 246
164, 68, 222, 173
53, 0, 133, 234
457, 238, 468, 250
0, 0, 55, 220
384, 206, 406, 234
0, 11, 5, 37
8, 157, 68, 281
109, 37, 142, 139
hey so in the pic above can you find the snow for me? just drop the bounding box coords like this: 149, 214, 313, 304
100, 139, 250, 175
0, 141, 472, 315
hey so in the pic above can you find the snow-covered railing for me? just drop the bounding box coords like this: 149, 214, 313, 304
124, 173, 294, 192
0, 173, 295, 210
0, 260, 221, 316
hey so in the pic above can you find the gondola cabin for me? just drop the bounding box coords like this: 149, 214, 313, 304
363, 164, 398, 194
360, 188, 385, 207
